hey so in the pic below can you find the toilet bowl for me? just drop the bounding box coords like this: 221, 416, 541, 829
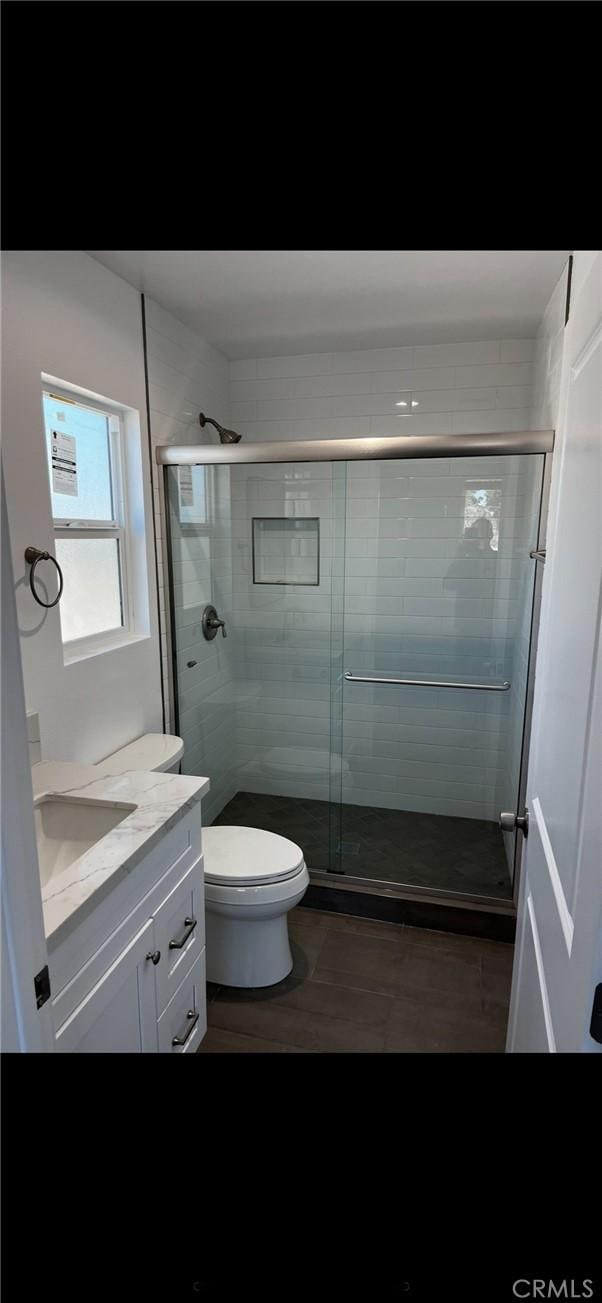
202, 825, 309, 988
96, 733, 307, 988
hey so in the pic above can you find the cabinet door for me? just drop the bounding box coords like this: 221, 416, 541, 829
55, 919, 158, 1054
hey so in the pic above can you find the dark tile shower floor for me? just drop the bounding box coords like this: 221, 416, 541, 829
212, 791, 512, 900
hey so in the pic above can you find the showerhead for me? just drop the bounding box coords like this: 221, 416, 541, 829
199, 412, 242, 444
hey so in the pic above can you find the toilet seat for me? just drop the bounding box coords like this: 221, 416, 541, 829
202, 825, 304, 886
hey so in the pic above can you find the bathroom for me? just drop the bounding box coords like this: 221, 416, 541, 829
1, 248, 600, 1055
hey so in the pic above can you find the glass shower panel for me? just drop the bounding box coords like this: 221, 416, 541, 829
166, 460, 345, 868
337, 452, 545, 901
166, 463, 235, 826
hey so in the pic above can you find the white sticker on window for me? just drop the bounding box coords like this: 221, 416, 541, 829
179, 465, 193, 507
51, 429, 78, 496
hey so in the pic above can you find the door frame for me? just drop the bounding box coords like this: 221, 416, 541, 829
511, 448, 555, 909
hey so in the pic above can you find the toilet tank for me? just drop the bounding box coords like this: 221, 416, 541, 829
95, 733, 184, 776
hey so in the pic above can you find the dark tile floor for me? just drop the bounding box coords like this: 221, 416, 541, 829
212, 790, 512, 900
199, 906, 513, 1053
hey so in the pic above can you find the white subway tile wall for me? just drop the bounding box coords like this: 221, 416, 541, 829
229, 461, 344, 805
227, 453, 542, 824
225, 339, 540, 829
150, 322, 545, 846
229, 340, 534, 443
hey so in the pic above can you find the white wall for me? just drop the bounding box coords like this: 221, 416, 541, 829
1, 251, 162, 765
142, 298, 235, 820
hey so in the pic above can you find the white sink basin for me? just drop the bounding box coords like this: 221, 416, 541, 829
34, 795, 136, 888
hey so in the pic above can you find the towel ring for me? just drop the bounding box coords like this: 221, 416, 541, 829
24, 547, 64, 609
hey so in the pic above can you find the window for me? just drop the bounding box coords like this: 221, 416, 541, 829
43, 387, 132, 654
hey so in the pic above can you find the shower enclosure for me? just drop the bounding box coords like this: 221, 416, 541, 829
161, 431, 552, 917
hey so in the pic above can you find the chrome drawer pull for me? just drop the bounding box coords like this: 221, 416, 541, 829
168, 916, 197, 950
172, 1009, 199, 1047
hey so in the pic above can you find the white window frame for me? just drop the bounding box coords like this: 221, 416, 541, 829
43, 384, 136, 661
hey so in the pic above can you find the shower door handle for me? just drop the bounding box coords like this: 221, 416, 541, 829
345, 672, 511, 691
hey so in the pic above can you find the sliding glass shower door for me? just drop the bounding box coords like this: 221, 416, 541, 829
337, 451, 545, 900
164, 442, 547, 907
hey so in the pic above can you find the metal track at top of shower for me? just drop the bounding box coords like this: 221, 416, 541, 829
157, 429, 554, 465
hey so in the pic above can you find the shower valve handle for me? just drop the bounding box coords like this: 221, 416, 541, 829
202, 604, 227, 640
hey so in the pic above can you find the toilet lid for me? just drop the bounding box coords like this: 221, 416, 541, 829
202, 826, 305, 886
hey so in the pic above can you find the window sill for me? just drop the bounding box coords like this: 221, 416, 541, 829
63, 631, 151, 666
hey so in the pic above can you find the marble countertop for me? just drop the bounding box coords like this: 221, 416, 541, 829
32, 761, 210, 948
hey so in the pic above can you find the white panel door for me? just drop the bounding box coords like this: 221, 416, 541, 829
54, 919, 158, 1053
507, 251, 602, 1053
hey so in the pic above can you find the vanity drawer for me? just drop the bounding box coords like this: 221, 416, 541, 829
157, 950, 206, 1054
153, 863, 205, 1015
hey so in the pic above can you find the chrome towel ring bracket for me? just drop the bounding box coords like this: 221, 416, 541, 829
24, 547, 64, 609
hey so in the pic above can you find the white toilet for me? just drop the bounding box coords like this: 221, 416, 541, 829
202, 825, 309, 988
96, 732, 184, 777
96, 731, 309, 989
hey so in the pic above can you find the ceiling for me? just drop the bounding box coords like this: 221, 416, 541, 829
88, 250, 571, 359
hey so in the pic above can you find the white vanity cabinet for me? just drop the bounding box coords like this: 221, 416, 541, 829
50, 803, 207, 1054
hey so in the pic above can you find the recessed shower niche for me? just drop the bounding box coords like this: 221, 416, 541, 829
252, 516, 320, 585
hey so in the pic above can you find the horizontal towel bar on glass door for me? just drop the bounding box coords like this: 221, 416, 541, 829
344, 672, 511, 692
